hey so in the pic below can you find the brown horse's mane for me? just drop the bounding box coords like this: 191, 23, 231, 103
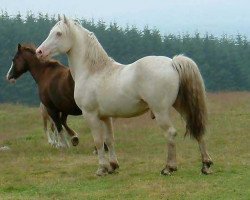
21, 44, 65, 68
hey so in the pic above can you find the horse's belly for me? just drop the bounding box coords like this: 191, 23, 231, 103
99, 98, 149, 118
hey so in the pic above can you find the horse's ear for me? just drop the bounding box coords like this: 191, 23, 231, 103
63, 14, 68, 25
57, 14, 61, 21
18, 43, 21, 51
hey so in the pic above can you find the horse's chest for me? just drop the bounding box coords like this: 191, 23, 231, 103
74, 82, 98, 112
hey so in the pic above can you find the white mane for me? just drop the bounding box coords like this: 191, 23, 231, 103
68, 19, 113, 72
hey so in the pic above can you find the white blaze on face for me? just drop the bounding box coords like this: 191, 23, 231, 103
6, 62, 13, 79
6, 62, 16, 83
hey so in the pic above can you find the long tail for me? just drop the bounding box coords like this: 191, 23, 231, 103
172, 55, 207, 140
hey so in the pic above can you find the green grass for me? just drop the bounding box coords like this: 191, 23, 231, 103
0, 92, 250, 199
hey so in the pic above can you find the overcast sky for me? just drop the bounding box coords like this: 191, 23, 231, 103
1, 0, 249, 37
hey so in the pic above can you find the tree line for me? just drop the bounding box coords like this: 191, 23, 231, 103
0, 12, 249, 105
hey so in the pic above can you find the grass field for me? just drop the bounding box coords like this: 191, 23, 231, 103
0, 92, 249, 199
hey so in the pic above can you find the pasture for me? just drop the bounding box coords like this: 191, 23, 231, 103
0, 92, 249, 199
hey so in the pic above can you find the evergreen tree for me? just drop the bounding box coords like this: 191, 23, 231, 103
0, 13, 249, 105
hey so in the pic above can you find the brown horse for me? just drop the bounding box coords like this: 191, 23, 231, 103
6, 44, 82, 148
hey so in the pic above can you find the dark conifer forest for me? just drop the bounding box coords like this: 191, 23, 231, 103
0, 13, 249, 105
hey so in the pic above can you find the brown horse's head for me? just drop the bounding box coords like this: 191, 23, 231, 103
6, 44, 36, 83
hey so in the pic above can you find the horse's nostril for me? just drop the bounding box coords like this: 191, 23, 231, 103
36, 49, 42, 56
36, 49, 43, 58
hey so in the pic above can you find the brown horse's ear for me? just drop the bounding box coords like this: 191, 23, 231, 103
63, 14, 68, 25
18, 43, 21, 51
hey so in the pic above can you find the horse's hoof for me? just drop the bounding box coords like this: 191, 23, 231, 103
109, 162, 119, 173
205, 160, 213, 167
201, 161, 213, 175
161, 166, 177, 176
51, 142, 56, 147
161, 168, 172, 176
56, 142, 69, 149
201, 167, 213, 175
51, 141, 58, 148
71, 136, 79, 146
96, 166, 109, 176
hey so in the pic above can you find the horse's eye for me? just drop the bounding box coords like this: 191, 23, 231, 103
56, 32, 62, 37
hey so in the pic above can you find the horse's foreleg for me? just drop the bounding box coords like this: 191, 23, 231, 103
102, 117, 119, 172
85, 114, 112, 176
61, 114, 79, 146
197, 137, 213, 174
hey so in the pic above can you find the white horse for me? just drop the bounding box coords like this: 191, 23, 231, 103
36, 16, 213, 176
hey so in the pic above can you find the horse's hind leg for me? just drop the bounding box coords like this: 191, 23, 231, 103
197, 137, 213, 174
48, 118, 58, 146
47, 110, 69, 148
155, 111, 178, 175
61, 113, 79, 146
40, 103, 53, 145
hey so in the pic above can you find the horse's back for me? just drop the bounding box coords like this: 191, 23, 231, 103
133, 56, 173, 73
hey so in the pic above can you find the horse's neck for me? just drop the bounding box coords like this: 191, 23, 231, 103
67, 46, 85, 81
68, 28, 113, 81
27, 56, 45, 83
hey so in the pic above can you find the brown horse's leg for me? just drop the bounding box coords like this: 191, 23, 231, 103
47, 109, 69, 148
41, 105, 48, 134
61, 113, 79, 146
50, 118, 55, 133
197, 137, 213, 174
40, 103, 54, 145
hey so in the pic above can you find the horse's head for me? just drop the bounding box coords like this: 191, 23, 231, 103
36, 15, 73, 59
6, 44, 30, 83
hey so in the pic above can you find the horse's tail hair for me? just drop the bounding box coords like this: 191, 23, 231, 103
172, 55, 207, 140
